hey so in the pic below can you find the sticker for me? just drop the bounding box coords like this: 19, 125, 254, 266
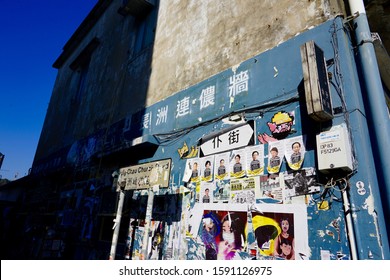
356, 181, 366, 196
267, 111, 294, 139
257, 132, 278, 144
178, 142, 198, 159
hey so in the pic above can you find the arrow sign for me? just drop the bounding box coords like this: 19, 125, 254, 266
199, 121, 255, 157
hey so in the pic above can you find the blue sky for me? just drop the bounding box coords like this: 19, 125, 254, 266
0, 0, 98, 180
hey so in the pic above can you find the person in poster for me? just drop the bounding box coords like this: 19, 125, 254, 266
202, 188, 210, 203
202, 210, 247, 260
214, 152, 230, 180
204, 161, 212, 177
217, 159, 226, 176
201, 155, 214, 182
230, 149, 246, 178
246, 145, 264, 176
290, 142, 301, 164
201, 182, 215, 203
267, 141, 285, 174
273, 217, 295, 260
269, 148, 281, 168
234, 155, 243, 173
284, 136, 305, 170
190, 160, 200, 182
217, 212, 246, 260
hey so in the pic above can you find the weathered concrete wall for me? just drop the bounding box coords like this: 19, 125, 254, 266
35, 1, 151, 160
147, 0, 342, 105
366, 0, 390, 52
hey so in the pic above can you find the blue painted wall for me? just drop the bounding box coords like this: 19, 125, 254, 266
32, 17, 389, 260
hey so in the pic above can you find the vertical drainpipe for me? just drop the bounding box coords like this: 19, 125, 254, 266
348, 1, 390, 225
109, 190, 125, 260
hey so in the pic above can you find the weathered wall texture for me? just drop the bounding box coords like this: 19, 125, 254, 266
147, 0, 341, 105
35, 0, 343, 161
366, 0, 390, 52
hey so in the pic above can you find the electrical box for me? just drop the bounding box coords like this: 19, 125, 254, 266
316, 124, 353, 173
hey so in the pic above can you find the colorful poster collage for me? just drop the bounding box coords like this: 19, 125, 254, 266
184, 134, 317, 205
182, 130, 316, 260
192, 203, 309, 260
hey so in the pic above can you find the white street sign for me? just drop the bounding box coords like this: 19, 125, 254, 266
200, 122, 254, 156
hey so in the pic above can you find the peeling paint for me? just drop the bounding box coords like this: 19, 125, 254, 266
363, 184, 385, 259
231, 63, 241, 74
317, 230, 326, 237
362, 185, 375, 215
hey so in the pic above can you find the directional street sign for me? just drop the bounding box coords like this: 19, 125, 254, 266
199, 121, 255, 157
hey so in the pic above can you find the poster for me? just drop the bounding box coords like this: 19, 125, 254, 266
200, 204, 249, 260
258, 174, 284, 203
246, 145, 265, 176
189, 158, 201, 183
132, 222, 146, 260
230, 177, 258, 204
283, 167, 320, 198
147, 220, 165, 260
213, 180, 231, 203
266, 140, 285, 174
214, 152, 230, 180
200, 155, 215, 182
200, 181, 214, 203
284, 135, 305, 170
251, 203, 309, 260
230, 148, 247, 178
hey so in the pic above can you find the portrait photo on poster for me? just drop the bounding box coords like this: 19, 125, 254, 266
201, 181, 214, 203
188, 158, 201, 183
267, 140, 285, 174
200, 155, 215, 182
284, 135, 305, 171
214, 152, 230, 181
230, 148, 247, 178
246, 145, 265, 176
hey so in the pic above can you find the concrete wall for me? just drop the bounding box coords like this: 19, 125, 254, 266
148, 0, 342, 105
366, 0, 390, 52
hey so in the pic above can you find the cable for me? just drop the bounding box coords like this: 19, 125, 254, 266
154, 91, 299, 146
329, 19, 358, 172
